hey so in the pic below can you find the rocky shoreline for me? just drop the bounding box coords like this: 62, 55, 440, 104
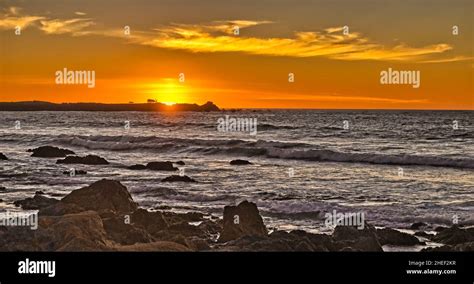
0, 178, 472, 252
0, 147, 473, 252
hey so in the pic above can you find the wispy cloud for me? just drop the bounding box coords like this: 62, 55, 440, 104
0, 7, 93, 35
130, 21, 459, 62
0, 6, 469, 63
0, 7, 44, 29
39, 18, 94, 35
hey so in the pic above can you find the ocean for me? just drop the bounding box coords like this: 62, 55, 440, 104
0, 110, 473, 234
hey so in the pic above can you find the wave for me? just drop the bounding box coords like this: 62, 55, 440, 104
50, 135, 474, 169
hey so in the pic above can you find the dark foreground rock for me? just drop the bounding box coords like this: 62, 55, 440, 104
218, 200, 267, 242
0, 153, 8, 160
332, 223, 383, 252
4, 179, 469, 252
230, 159, 252, 165
14, 194, 59, 210
62, 179, 137, 214
57, 155, 109, 165
29, 146, 75, 158
161, 175, 196, 182
376, 228, 423, 246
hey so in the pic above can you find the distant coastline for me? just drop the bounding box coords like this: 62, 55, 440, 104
0, 101, 220, 112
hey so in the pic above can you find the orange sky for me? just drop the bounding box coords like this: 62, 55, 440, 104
1, 0, 473, 109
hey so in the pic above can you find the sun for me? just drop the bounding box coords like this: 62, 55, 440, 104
138, 78, 190, 104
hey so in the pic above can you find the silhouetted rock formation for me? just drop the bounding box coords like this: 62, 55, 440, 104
376, 228, 423, 246
218, 200, 267, 242
161, 175, 196, 182
0, 153, 8, 160
0, 101, 220, 112
129, 162, 178, 171
57, 155, 109, 165
230, 159, 252, 165
62, 179, 138, 214
29, 146, 75, 158
14, 193, 59, 210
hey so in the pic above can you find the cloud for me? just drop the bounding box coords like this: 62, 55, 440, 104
0, 7, 44, 29
0, 7, 93, 35
0, 6, 469, 64
129, 21, 459, 62
39, 18, 94, 35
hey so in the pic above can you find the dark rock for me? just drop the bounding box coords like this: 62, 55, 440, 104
410, 222, 428, 230
414, 231, 435, 238
0, 211, 112, 251
435, 226, 448, 232
432, 226, 474, 245
376, 228, 423, 246
14, 194, 59, 210
175, 161, 185, 165
117, 241, 191, 252
57, 155, 109, 165
35, 191, 45, 195
102, 215, 154, 245
146, 162, 178, 171
62, 179, 137, 214
62, 170, 87, 175
230, 159, 252, 165
333, 223, 383, 252
0, 186, 6, 191
128, 164, 147, 170
218, 200, 267, 242
0, 153, 8, 160
131, 208, 169, 235
30, 146, 75, 158
39, 202, 86, 216
161, 175, 196, 183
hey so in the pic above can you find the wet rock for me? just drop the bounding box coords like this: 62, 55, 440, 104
414, 231, 435, 238
62, 169, 87, 175
333, 223, 383, 252
0, 211, 112, 251
230, 159, 252, 165
30, 146, 75, 158
175, 161, 185, 165
0, 186, 6, 191
128, 164, 147, 170
39, 202, 86, 216
410, 222, 428, 230
117, 241, 191, 252
376, 228, 423, 246
62, 179, 137, 214
435, 226, 448, 232
57, 155, 109, 165
35, 191, 45, 195
218, 200, 267, 242
432, 226, 474, 245
0, 153, 8, 160
14, 194, 59, 210
131, 208, 168, 235
146, 162, 178, 171
161, 175, 196, 183
102, 215, 154, 245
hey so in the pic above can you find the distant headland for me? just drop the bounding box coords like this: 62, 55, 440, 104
0, 101, 220, 112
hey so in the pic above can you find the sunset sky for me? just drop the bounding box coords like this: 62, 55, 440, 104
1, 0, 473, 109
